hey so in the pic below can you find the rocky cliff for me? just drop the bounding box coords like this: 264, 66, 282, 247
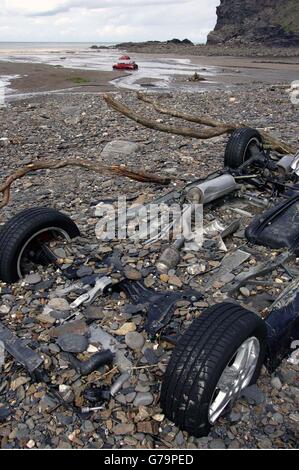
207, 0, 299, 46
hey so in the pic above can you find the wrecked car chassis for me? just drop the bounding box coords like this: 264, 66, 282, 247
0, 128, 298, 438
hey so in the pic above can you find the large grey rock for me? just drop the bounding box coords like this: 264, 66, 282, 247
133, 392, 154, 407
57, 334, 89, 353
100, 140, 142, 160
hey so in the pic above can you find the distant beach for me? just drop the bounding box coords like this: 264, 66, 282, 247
0, 42, 298, 102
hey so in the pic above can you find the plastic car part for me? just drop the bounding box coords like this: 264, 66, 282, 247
265, 277, 299, 372
0, 321, 45, 379
205, 249, 251, 289
160, 302, 267, 437
225, 251, 293, 294
83, 386, 111, 404
0, 207, 80, 283
245, 194, 299, 254
66, 350, 114, 375
69, 276, 113, 309
117, 279, 203, 337
224, 128, 263, 169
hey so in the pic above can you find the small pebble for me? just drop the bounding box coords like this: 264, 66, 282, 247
271, 376, 282, 390
23, 273, 42, 285
133, 392, 154, 407
48, 298, 70, 311
125, 331, 145, 350
240, 287, 250, 297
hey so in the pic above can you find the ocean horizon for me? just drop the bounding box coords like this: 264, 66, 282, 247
0, 41, 216, 95
0, 42, 117, 50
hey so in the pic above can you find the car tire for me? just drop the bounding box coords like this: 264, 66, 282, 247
224, 128, 263, 169
0, 207, 80, 283
160, 302, 267, 437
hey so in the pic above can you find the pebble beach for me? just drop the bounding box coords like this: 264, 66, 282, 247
0, 44, 298, 449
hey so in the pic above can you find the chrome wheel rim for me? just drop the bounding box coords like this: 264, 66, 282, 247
243, 137, 261, 164
17, 227, 71, 279
208, 336, 260, 424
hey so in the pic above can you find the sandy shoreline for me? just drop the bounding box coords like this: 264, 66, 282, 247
0, 61, 128, 95
134, 52, 299, 85
0, 52, 298, 99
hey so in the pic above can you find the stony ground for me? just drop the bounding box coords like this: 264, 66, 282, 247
0, 84, 298, 449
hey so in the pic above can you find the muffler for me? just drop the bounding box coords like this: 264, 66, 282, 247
186, 174, 238, 205
277, 152, 299, 177
276, 155, 295, 176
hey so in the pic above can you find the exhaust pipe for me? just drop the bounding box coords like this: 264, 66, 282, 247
186, 175, 238, 205
276, 155, 295, 176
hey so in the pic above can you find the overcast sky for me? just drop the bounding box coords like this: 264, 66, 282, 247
0, 0, 219, 43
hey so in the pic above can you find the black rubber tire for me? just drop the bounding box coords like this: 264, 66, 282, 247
224, 128, 263, 169
0, 207, 80, 283
160, 302, 267, 437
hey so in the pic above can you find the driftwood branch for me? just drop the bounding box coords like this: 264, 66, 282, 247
258, 131, 295, 155
137, 93, 296, 155
104, 93, 295, 155
103, 94, 233, 140
0, 158, 171, 209
137, 91, 239, 129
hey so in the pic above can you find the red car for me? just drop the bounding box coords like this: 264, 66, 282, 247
113, 55, 138, 70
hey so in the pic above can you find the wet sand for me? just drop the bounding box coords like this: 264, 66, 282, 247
0, 61, 128, 95
0, 52, 298, 98
186, 54, 299, 84
131, 52, 299, 85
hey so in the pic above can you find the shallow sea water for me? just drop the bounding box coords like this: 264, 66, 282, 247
0, 44, 219, 100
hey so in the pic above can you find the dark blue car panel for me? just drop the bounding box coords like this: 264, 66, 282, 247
265, 279, 299, 371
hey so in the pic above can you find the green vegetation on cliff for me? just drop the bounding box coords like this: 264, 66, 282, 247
274, 0, 299, 33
